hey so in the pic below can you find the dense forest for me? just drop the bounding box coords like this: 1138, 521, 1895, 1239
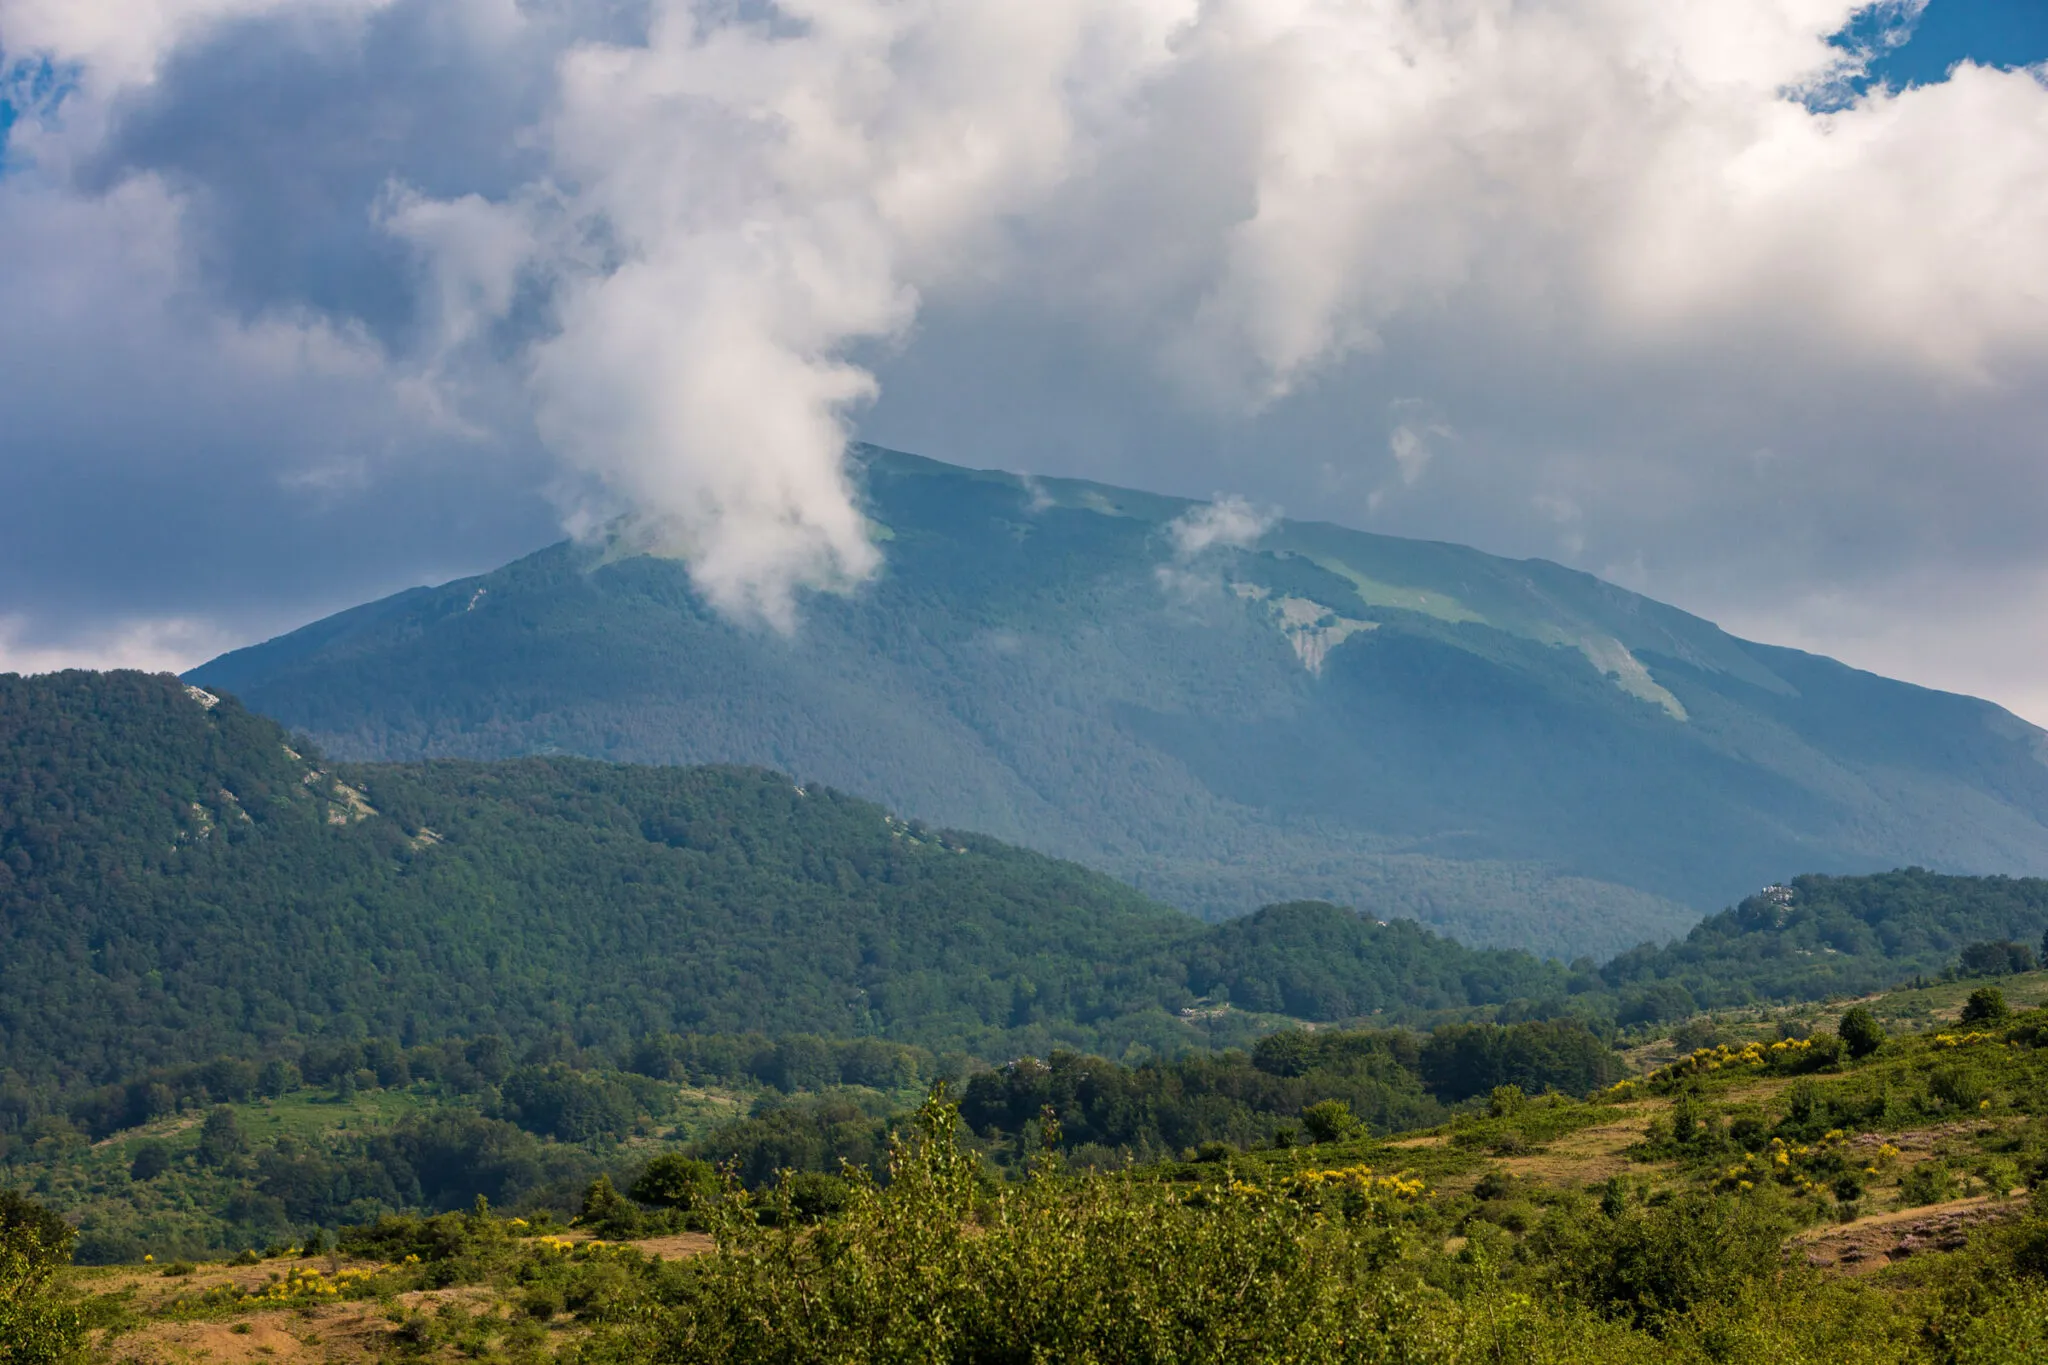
0, 671, 1588, 1105
6, 672, 2048, 1121
1604, 869, 2048, 1016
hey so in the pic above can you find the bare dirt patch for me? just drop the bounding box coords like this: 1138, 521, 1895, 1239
100, 1302, 398, 1364
1386, 1134, 1448, 1150
1794, 1194, 2025, 1275
1497, 1112, 1662, 1188
628, 1231, 715, 1260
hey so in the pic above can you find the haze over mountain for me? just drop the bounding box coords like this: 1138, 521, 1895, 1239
191, 450, 2048, 958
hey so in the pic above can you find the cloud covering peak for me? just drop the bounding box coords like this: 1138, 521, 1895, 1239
3, 0, 2048, 709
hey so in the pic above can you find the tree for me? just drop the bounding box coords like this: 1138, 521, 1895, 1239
1835, 1006, 1885, 1060
1959, 940, 2035, 977
0, 1193, 82, 1365
579, 1174, 640, 1237
196, 1105, 247, 1167
1960, 986, 2011, 1027
1300, 1099, 1356, 1144
129, 1142, 172, 1182
631, 1155, 720, 1211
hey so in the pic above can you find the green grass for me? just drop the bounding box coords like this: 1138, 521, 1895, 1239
1305, 555, 1491, 625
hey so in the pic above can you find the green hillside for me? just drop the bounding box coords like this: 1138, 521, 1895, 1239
0, 671, 1573, 1101
1603, 869, 2048, 1015
191, 446, 2048, 957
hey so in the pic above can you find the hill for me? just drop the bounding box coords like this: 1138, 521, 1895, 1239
0, 671, 1569, 1098
1602, 868, 2048, 1016
191, 447, 2048, 957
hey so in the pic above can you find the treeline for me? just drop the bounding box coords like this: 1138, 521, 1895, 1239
2, 1016, 1620, 1261
4, 1029, 944, 1151
693, 1019, 1621, 1180
1601, 868, 2048, 1018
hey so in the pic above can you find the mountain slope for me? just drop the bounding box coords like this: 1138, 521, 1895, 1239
0, 671, 1571, 1093
191, 448, 2048, 956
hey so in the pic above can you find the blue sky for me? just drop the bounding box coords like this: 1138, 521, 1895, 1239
1860, 0, 2048, 87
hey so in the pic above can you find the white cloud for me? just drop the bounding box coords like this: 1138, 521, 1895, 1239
5, 0, 2048, 707
0, 613, 238, 677
1166, 494, 1279, 559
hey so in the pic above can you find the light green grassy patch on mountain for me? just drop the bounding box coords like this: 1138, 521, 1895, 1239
1304, 554, 1490, 626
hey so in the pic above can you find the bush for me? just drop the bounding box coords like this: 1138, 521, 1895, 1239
1900, 1163, 1958, 1207
195, 1106, 247, 1167
1300, 1100, 1357, 1144
1927, 1065, 1988, 1111
777, 1171, 854, 1224
630, 1155, 720, 1211
1960, 987, 2012, 1027
1525, 1191, 1790, 1330
579, 1175, 642, 1237
1836, 1006, 1885, 1060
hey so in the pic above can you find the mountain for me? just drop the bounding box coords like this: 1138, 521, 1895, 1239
0, 670, 1570, 1097
191, 448, 2048, 957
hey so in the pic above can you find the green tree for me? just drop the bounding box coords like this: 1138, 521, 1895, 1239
128, 1142, 171, 1182
1836, 1005, 1885, 1059
1300, 1099, 1356, 1144
195, 1106, 246, 1167
1960, 986, 2011, 1027
630, 1155, 720, 1211
0, 1193, 83, 1365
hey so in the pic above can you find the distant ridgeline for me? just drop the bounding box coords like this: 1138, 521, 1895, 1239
1601, 868, 2048, 1020
3, 672, 2047, 1115
190, 446, 2048, 959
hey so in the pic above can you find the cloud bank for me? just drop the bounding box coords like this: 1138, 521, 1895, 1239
3, 1, 2048, 713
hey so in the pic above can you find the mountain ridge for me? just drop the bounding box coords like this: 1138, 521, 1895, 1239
190, 446, 2048, 957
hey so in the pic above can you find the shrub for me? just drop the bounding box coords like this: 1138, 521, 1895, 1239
1300, 1099, 1357, 1144
1525, 1191, 1789, 1330
1900, 1163, 1958, 1207
1836, 1006, 1885, 1060
195, 1106, 246, 1167
777, 1171, 854, 1224
579, 1175, 642, 1237
1960, 987, 2012, 1027
630, 1155, 721, 1211
128, 1142, 172, 1182
1927, 1065, 1988, 1111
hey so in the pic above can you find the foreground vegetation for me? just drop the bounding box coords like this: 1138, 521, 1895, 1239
8, 976, 2048, 1362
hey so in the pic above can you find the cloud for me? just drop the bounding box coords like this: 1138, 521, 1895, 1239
0, 612, 239, 677
1166, 495, 1280, 559
3, 1, 2048, 714
1157, 493, 1277, 602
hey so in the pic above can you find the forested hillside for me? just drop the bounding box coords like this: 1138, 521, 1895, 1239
0, 671, 1571, 1101
8, 672, 2048, 1118
192, 446, 2048, 957
1603, 868, 2048, 1017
